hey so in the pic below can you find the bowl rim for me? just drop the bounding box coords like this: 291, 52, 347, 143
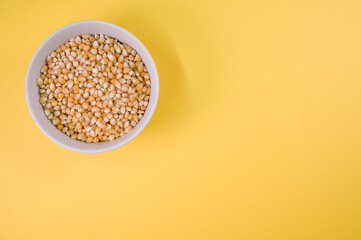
25, 20, 159, 153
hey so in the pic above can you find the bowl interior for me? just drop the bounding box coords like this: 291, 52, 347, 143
26, 21, 159, 153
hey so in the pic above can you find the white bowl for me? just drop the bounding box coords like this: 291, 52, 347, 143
25, 20, 159, 153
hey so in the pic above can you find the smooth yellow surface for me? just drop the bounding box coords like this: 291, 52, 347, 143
0, 0, 361, 239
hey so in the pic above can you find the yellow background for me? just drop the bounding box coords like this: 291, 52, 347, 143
0, 0, 361, 239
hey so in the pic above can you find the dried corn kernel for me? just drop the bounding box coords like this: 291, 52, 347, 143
37, 34, 151, 142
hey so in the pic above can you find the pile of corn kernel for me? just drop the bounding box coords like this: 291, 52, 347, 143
37, 34, 151, 143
